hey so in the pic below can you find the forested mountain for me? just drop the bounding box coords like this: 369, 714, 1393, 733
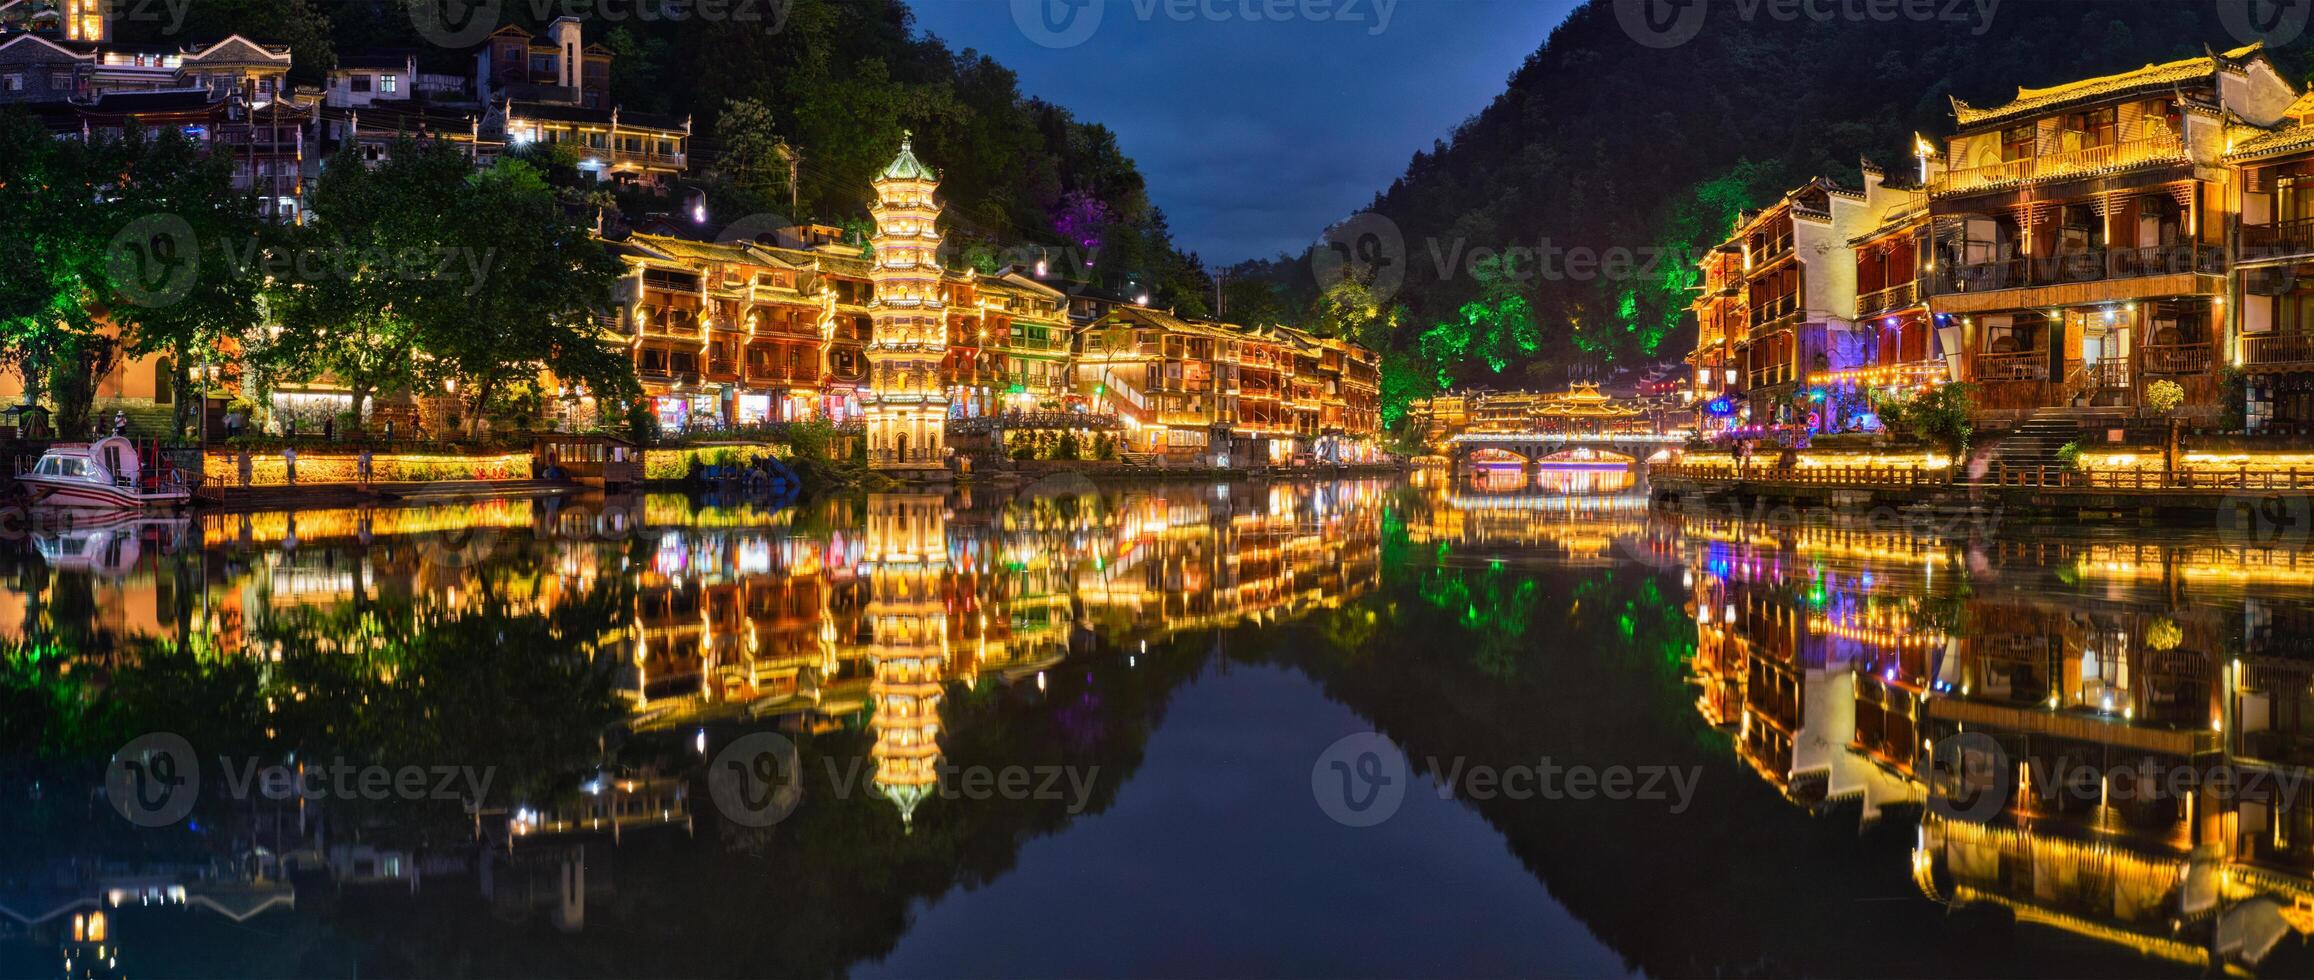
123, 0, 1215, 314
1229, 0, 2314, 426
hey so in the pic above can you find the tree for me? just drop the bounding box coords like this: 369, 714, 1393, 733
1882, 382, 1977, 466
255, 141, 475, 428
102, 128, 267, 439
0, 116, 110, 428
714, 97, 795, 216
0, 117, 260, 437
427, 158, 637, 438
2143, 378, 2186, 482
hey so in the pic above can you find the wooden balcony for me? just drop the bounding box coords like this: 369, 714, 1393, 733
1973, 350, 2049, 382
2243, 217, 2314, 259
2139, 342, 2211, 376
1855, 280, 1918, 318
1936, 244, 2221, 295
1748, 294, 1798, 330
1936, 135, 2185, 197
2245, 331, 2314, 370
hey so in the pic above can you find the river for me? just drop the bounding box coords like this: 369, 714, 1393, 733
3, 472, 2311, 977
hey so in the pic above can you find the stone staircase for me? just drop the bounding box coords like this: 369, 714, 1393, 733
1975, 410, 2082, 485
91, 401, 183, 440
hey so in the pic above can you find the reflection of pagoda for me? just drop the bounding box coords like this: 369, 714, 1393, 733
864, 494, 950, 827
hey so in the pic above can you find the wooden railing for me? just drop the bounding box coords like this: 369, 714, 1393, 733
1855, 280, 1919, 318
1749, 294, 1798, 328
2244, 332, 2314, 368
1748, 362, 1796, 388
2139, 342, 2212, 376
1973, 350, 2048, 381
2243, 216, 2314, 257
1987, 462, 2314, 491
1937, 243, 2219, 294
1654, 463, 1950, 488
1938, 135, 2185, 196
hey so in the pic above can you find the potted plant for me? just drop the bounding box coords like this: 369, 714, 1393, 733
2143, 379, 2186, 484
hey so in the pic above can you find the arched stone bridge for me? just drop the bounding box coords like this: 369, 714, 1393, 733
1443, 432, 1692, 471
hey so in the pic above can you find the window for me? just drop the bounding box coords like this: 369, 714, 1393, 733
351, 74, 371, 93
380, 74, 398, 94
2001, 124, 2036, 162
1, 74, 22, 93
2064, 106, 2116, 150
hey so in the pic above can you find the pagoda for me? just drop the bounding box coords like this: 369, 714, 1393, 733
862, 134, 952, 476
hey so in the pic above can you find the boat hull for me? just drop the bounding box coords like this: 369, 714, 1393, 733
21, 476, 191, 510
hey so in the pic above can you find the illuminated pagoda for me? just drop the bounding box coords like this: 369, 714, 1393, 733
864, 493, 951, 827
862, 134, 952, 476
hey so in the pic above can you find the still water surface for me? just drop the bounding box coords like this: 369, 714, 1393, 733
5, 471, 2314, 977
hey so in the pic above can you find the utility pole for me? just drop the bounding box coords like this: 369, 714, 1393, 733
1214, 268, 1225, 319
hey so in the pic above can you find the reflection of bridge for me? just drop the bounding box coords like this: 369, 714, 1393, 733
1444, 432, 1691, 470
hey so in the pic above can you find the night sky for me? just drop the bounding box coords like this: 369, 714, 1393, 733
908, 0, 1580, 265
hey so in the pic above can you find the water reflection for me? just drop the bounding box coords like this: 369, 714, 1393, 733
1669, 507, 2314, 973
13, 476, 2314, 976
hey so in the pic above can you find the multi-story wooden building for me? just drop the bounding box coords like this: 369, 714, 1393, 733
1926, 44, 2292, 421
2229, 92, 2314, 431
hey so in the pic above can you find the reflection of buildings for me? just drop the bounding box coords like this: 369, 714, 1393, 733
1675, 524, 2314, 971
15, 482, 1389, 824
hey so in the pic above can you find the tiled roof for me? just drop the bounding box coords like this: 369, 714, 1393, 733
878, 134, 936, 182
2227, 91, 2314, 161
1950, 43, 2261, 129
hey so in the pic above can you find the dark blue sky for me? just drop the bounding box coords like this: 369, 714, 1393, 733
908, 0, 1581, 265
